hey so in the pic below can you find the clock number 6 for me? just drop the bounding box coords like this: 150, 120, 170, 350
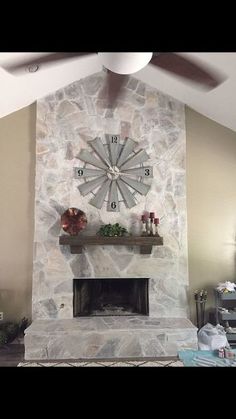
111, 201, 117, 209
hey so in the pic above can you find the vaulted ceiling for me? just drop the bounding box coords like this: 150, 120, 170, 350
0, 52, 235, 132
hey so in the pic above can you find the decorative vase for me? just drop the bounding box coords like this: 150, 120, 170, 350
61, 208, 87, 236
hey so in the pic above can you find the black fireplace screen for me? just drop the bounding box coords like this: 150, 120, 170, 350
73, 278, 149, 316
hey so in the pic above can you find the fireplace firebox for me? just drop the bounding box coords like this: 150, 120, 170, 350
73, 278, 149, 316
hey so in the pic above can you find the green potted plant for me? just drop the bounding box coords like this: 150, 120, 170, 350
0, 317, 30, 347
97, 223, 128, 237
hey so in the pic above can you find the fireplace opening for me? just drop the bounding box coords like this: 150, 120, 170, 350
73, 278, 149, 316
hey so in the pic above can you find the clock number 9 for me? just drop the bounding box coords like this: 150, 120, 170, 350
77, 169, 84, 176
111, 201, 117, 209
111, 136, 118, 144
145, 169, 150, 176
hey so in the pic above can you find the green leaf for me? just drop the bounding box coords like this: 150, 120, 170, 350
97, 223, 128, 237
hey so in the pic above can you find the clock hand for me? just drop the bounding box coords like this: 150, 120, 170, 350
87, 138, 113, 170
119, 171, 129, 175
105, 160, 113, 170
118, 170, 136, 176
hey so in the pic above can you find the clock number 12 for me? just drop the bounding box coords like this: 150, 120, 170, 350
111, 136, 118, 144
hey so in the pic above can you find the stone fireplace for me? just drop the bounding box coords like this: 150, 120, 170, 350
24, 71, 197, 360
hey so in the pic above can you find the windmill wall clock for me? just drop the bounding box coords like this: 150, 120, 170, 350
74, 135, 153, 212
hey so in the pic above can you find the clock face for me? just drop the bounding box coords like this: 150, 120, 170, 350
74, 135, 153, 212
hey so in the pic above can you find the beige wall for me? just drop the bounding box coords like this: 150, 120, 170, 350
186, 107, 236, 323
0, 104, 36, 322
1, 103, 236, 325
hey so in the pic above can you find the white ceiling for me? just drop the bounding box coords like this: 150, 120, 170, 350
0, 52, 235, 132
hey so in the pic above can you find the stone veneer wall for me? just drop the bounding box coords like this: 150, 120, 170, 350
33, 71, 188, 320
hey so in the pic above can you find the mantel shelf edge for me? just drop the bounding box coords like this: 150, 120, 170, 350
59, 235, 163, 254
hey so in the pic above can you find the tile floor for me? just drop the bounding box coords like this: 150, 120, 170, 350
18, 359, 184, 367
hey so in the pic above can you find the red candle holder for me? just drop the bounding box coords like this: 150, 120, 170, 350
154, 218, 160, 236
141, 215, 148, 235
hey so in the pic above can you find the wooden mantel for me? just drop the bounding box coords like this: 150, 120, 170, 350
59, 235, 163, 255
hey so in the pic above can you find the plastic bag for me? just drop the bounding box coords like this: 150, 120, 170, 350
198, 323, 229, 350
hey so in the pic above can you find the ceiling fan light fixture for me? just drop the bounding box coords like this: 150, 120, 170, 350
98, 52, 153, 75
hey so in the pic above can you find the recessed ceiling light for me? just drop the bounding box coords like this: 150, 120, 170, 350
27, 64, 39, 73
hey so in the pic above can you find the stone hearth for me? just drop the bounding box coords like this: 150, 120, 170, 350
24, 317, 197, 360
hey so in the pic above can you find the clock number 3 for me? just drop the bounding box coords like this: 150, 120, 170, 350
145, 169, 150, 176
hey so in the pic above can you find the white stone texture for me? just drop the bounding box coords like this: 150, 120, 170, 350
33, 71, 189, 321
24, 318, 197, 360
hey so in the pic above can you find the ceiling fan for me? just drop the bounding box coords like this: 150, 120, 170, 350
2, 52, 226, 107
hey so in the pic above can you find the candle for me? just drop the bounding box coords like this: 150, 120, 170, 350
150, 212, 155, 219
154, 217, 160, 236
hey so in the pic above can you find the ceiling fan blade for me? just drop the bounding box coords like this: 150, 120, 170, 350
3, 52, 95, 75
150, 53, 226, 90
100, 69, 128, 108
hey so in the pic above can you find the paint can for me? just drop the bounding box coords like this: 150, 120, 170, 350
224, 348, 235, 359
